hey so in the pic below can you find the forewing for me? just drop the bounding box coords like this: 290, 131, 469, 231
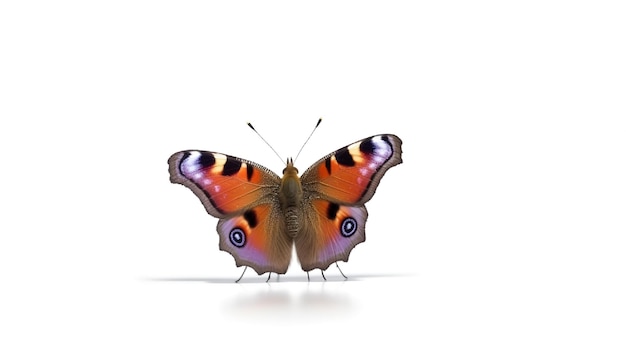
168, 151, 281, 217
300, 134, 402, 205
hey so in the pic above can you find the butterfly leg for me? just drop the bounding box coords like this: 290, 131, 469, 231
266, 272, 272, 283
336, 262, 348, 280
307, 271, 310, 282
235, 266, 248, 283
321, 270, 327, 281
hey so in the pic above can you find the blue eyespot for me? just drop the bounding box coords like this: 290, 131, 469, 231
229, 228, 246, 248
340, 217, 357, 237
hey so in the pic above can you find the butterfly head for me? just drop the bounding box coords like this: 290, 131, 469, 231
282, 157, 299, 176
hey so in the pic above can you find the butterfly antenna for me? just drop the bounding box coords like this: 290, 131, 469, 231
294, 118, 322, 162
247, 122, 285, 165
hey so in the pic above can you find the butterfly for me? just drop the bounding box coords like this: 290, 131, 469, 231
168, 133, 402, 277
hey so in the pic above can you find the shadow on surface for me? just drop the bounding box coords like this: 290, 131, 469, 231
140, 272, 416, 321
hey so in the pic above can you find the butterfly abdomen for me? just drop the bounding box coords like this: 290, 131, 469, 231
285, 207, 299, 237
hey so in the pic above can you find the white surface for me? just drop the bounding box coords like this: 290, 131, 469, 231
1, 1, 625, 350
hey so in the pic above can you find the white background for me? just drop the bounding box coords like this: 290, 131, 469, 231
1, 1, 625, 350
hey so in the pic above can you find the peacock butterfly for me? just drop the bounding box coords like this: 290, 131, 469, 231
168, 125, 402, 280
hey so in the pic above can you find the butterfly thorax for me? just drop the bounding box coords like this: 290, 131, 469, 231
279, 158, 303, 237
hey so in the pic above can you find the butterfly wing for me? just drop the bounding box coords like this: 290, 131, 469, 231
168, 151, 280, 217
296, 134, 403, 271
217, 202, 291, 274
295, 200, 368, 271
168, 151, 292, 274
302, 134, 403, 205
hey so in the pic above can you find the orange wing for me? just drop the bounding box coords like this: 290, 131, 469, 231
168, 151, 281, 217
168, 150, 292, 274
294, 134, 402, 271
217, 202, 292, 274
300, 134, 403, 205
295, 199, 368, 271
